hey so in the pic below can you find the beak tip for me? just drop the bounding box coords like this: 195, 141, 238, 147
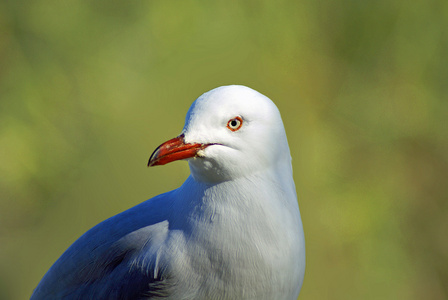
147, 145, 162, 167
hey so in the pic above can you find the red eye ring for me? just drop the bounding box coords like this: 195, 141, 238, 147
226, 116, 243, 131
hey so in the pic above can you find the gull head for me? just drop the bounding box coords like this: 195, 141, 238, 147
148, 85, 292, 183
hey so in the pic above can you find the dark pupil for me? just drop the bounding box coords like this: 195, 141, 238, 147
231, 120, 238, 127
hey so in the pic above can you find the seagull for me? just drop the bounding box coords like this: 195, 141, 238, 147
31, 85, 306, 300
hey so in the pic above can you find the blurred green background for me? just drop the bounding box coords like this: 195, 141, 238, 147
1, 0, 447, 299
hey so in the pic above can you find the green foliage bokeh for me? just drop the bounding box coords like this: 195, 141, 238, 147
0, 1, 447, 299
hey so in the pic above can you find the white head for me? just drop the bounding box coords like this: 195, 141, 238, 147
148, 85, 292, 183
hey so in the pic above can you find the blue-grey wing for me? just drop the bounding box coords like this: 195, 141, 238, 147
31, 193, 176, 300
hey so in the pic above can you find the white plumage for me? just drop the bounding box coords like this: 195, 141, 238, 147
31, 85, 305, 300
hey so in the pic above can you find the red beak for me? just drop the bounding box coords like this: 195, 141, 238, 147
148, 134, 209, 167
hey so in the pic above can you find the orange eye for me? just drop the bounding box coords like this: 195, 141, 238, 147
226, 116, 243, 131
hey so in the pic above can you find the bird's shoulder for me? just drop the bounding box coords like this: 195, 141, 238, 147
31, 191, 176, 299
